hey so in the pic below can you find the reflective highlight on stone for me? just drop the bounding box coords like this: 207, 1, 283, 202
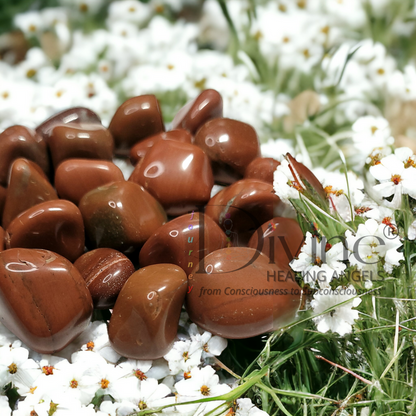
6, 199, 85, 262
109, 264, 187, 359
55, 159, 125, 205
139, 212, 227, 274
79, 181, 167, 251
0, 248, 93, 353
0, 125, 50, 186
129, 140, 213, 216
186, 248, 301, 339
74, 248, 135, 309
171, 89, 223, 134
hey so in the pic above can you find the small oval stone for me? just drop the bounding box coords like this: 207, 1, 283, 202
194, 118, 261, 184
79, 181, 167, 251
205, 179, 283, 246
186, 247, 301, 339
109, 95, 165, 153
74, 248, 135, 309
55, 159, 125, 205
248, 217, 304, 269
49, 123, 114, 170
6, 199, 85, 262
139, 212, 227, 275
244, 157, 280, 184
0, 248, 93, 353
171, 89, 223, 134
109, 264, 187, 359
129, 140, 213, 216
2, 159, 58, 229
129, 130, 193, 165
0, 125, 50, 186
36, 107, 101, 141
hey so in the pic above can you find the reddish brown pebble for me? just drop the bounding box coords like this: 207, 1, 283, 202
6, 199, 85, 262
0, 227, 4, 252
0, 248, 93, 353
139, 212, 227, 275
194, 118, 261, 184
186, 248, 301, 339
244, 157, 280, 184
0, 125, 50, 186
129, 140, 213, 216
129, 130, 193, 165
171, 89, 223, 134
36, 107, 101, 141
0, 186, 6, 219
74, 248, 135, 309
79, 181, 167, 251
248, 217, 304, 269
109, 95, 165, 152
55, 159, 125, 205
2, 159, 58, 229
49, 123, 114, 170
109, 264, 187, 359
205, 179, 283, 246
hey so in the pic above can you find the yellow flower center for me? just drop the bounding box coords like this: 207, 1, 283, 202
100, 378, 110, 389
200, 385, 210, 396
138, 400, 147, 410
70, 379, 78, 389
8, 363, 17, 374
391, 174, 402, 185
135, 369, 147, 380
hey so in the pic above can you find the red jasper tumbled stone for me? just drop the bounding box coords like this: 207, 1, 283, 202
244, 157, 280, 185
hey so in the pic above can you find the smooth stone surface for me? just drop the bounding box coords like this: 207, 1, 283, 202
129, 140, 213, 216
186, 248, 301, 339
79, 181, 167, 251
0, 227, 4, 252
2, 159, 58, 229
194, 118, 260, 184
0, 186, 6, 219
5, 200, 85, 262
49, 123, 114, 170
248, 217, 304, 269
171, 89, 223, 134
109, 95, 165, 152
36, 107, 101, 141
109, 264, 187, 359
205, 179, 283, 246
0, 248, 93, 353
129, 130, 192, 165
244, 157, 280, 185
74, 248, 135, 309
139, 212, 227, 275
0, 125, 50, 186
55, 159, 125, 205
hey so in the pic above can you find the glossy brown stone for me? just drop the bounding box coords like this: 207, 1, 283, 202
186, 248, 301, 339
55, 159, 125, 205
0, 248, 93, 353
74, 248, 135, 309
205, 179, 283, 246
0, 186, 6, 219
109, 264, 187, 359
129, 140, 213, 216
0, 227, 4, 252
79, 181, 167, 251
109, 95, 165, 152
49, 123, 114, 170
171, 89, 223, 134
248, 217, 304, 269
244, 157, 280, 184
129, 130, 193, 165
2, 159, 58, 229
139, 212, 227, 275
0, 125, 50, 186
194, 118, 261, 184
36, 107, 101, 141
6, 200, 85, 262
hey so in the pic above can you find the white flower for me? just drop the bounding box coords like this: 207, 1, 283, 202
311, 285, 362, 336
0, 396, 10, 416
188, 324, 228, 358
107, 0, 152, 25
408, 220, 416, 240
273, 159, 301, 204
235, 398, 269, 415
14, 11, 45, 37
164, 340, 202, 374
260, 139, 295, 161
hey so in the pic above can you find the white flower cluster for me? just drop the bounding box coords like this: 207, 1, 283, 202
0, 313, 264, 415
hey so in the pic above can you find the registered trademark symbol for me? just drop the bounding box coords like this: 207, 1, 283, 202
383, 224, 398, 240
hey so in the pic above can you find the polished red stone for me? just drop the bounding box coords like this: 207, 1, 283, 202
6, 199, 85, 262
244, 157, 280, 184
129, 140, 213, 216
0, 248, 93, 353
74, 248, 135, 309
55, 159, 125, 205
109, 264, 187, 359
186, 248, 301, 339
